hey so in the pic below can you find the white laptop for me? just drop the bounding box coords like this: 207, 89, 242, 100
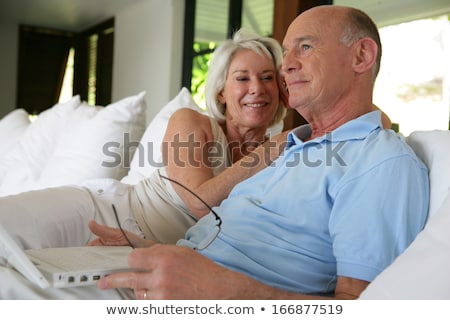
0, 224, 134, 289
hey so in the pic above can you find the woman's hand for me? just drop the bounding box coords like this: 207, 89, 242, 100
87, 220, 154, 248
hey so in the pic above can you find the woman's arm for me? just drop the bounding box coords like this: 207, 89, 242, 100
163, 108, 287, 218
373, 104, 392, 129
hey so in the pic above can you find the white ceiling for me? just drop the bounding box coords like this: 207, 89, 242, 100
335, 0, 450, 27
0, 0, 149, 32
0, 0, 449, 34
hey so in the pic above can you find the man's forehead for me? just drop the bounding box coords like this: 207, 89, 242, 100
282, 9, 343, 48
282, 15, 324, 47
282, 35, 317, 50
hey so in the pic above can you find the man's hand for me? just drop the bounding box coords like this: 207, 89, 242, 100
97, 244, 243, 299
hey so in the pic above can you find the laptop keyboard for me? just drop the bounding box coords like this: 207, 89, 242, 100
25, 246, 133, 271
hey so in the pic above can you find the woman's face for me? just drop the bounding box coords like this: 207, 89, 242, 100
218, 49, 279, 131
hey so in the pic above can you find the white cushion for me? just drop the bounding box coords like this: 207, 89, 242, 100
359, 188, 450, 299
121, 88, 202, 185
406, 130, 450, 218
0, 108, 31, 152
37, 92, 147, 188
0, 109, 31, 181
0, 96, 81, 196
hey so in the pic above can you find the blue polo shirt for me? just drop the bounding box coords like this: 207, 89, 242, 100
178, 111, 429, 294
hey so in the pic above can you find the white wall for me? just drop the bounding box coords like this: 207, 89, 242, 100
0, 23, 18, 118
0, 0, 184, 123
113, 0, 185, 124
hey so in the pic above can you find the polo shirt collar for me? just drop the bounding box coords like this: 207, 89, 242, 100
287, 110, 383, 148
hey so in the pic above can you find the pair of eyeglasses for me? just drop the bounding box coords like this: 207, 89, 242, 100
112, 204, 136, 249
111, 174, 222, 250
159, 174, 222, 251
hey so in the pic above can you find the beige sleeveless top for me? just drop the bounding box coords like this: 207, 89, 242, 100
130, 117, 230, 243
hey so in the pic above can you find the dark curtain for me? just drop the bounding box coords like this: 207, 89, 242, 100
17, 26, 72, 114
95, 28, 114, 106
73, 18, 114, 106
73, 33, 89, 103
17, 18, 114, 114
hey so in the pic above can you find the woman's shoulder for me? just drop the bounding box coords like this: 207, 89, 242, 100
167, 108, 213, 134
171, 107, 209, 123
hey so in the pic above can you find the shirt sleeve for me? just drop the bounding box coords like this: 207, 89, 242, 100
329, 155, 429, 282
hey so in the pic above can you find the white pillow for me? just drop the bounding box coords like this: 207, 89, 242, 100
0, 109, 31, 181
359, 188, 450, 299
406, 130, 450, 218
0, 108, 31, 152
0, 96, 81, 196
121, 88, 202, 185
37, 92, 147, 188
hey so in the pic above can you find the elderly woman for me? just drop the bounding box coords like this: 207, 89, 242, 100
0, 29, 286, 249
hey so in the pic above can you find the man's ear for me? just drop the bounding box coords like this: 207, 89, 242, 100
353, 37, 378, 74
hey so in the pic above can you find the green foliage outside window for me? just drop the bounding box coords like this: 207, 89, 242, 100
191, 42, 217, 110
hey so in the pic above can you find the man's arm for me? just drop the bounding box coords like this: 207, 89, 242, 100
97, 244, 369, 299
